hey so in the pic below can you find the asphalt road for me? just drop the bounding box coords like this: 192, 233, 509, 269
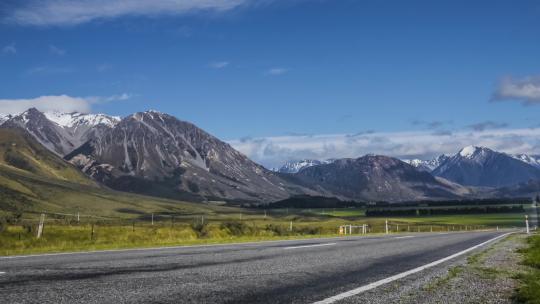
0, 231, 510, 304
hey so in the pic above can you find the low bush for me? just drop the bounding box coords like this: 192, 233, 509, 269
220, 221, 252, 236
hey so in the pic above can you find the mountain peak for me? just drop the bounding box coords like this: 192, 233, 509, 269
458, 145, 492, 158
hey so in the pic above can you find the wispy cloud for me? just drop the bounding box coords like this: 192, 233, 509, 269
229, 128, 540, 168
467, 121, 508, 131
411, 119, 452, 129
491, 76, 540, 105
265, 67, 288, 76
0, 93, 133, 114
2, 43, 17, 55
48, 44, 66, 56
208, 61, 230, 69
4, 0, 250, 27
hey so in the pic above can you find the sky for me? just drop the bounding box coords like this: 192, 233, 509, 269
1, 0, 540, 168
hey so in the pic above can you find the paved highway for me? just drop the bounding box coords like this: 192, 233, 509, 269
0, 231, 510, 304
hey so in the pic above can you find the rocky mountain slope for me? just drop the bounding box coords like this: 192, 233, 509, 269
65, 111, 313, 202
432, 146, 540, 187
1, 108, 119, 156
287, 155, 470, 202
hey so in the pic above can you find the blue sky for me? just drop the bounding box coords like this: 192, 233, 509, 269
1, 0, 540, 167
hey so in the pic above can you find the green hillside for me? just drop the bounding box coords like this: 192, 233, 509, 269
0, 128, 236, 218
0, 128, 92, 185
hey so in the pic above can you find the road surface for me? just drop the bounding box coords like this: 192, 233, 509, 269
0, 231, 510, 304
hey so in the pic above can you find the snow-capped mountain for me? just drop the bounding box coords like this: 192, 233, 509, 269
512, 154, 540, 169
288, 155, 469, 202
1, 108, 120, 156
0, 114, 13, 125
277, 159, 334, 173
432, 146, 540, 187
403, 155, 450, 172
65, 110, 317, 202
44, 111, 120, 128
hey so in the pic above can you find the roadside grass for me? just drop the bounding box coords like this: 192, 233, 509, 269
0, 212, 505, 256
423, 265, 464, 291
0, 221, 350, 256
515, 234, 540, 304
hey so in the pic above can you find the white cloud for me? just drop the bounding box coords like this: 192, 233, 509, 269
228, 128, 540, 168
208, 61, 230, 69
0, 93, 133, 114
48, 44, 66, 56
5, 0, 249, 26
492, 76, 540, 105
0, 95, 91, 114
265, 67, 288, 76
2, 43, 17, 55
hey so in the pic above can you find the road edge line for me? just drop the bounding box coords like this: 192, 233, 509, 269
312, 232, 513, 304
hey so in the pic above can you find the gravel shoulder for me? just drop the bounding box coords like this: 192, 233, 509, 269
341, 233, 528, 304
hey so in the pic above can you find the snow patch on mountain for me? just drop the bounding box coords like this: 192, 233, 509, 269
459, 145, 478, 158
402, 155, 450, 172
44, 111, 120, 128
512, 154, 540, 168
276, 159, 335, 173
0, 114, 13, 125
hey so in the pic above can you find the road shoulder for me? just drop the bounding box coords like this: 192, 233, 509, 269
340, 233, 527, 304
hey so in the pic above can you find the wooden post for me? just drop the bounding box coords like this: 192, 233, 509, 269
151, 213, 154, 226
36, 213, 45, 238
91, 223, 95, 240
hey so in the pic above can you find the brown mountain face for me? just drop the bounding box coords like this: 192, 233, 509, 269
288, 155, 470, 202
65, 111, 314, 202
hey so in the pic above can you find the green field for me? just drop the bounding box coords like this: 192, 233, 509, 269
0, 205, 529, 256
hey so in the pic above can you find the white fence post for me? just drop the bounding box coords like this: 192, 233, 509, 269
526, 215, 530, 234
385, 220, 389, 234
36, 213, 45, 238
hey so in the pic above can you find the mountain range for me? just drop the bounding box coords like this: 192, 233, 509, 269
275, 159, 335, 173
2, 108, 540, 204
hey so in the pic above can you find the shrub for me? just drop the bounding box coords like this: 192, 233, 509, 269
220, 221, 251, 236
190, 221, 208, 238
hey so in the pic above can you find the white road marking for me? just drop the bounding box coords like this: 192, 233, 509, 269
312, 232, 512, 304
284, 243, 337, 250
0, 272, 5, 275
394, 236, 415, 239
